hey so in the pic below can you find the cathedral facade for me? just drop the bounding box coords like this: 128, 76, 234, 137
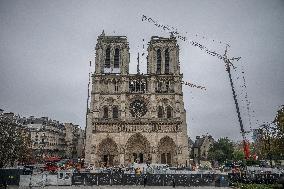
85, 32, 190, 167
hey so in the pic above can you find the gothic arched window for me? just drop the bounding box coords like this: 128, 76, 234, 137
114, 80, 119, 92
166, 106, 173, 118
158, 106, 163, 118
157, 49, 161, 74
165, 81, 170, 92
103, 106, 108, 118
114, 48, 120, 68
105, 48, 111, 68
157, 81, 163, 93
113, 106, 118, 118
165, 49, 170, 74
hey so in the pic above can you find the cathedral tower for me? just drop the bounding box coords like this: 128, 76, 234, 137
147, 35, 180, 75
94, 31, 130, 75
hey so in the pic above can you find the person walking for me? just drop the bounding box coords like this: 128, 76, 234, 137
143, 173, 148, 187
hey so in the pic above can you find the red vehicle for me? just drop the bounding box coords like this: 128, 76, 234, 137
44, 157, 61, 172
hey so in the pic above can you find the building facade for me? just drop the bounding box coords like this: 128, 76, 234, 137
192, 135, 214, 163
85, 33, 190, 167
0, 109, 84, 160
65, 123, 85, 158
25, 116, 66, 158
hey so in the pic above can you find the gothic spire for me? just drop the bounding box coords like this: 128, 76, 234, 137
101, 30, 105, 37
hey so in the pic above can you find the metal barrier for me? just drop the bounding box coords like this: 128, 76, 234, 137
71, 173, 224, 186
70, 173, 283, 186
228, 173, 282, 185
0, 169, 23, 186
2, 169, 282, 187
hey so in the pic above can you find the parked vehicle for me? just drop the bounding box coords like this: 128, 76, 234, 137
44, 157, 61, 173
23, 165, 34, 175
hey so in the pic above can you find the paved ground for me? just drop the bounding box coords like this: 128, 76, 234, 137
9, 186, 233, 189
40, 187, 233, 189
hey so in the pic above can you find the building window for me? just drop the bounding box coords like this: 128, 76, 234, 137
157, 49, 161, 74
114, 80, 119, 92
129, 79, 147, 93
156, 81, 163, 93
103, 106, 108, 118
141, 80, 146, 92
105, 48, 110, 68
129, 81, 135, 92
165, 81, 170, 92
113, 106, 118, 118
165, 49, 170, 74
135, 80, 141, 92
158, 106, 163, 118
114, 48, 120, 68
166, 106, 173, 118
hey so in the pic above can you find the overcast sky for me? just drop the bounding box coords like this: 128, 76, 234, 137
0, 0, 283, 141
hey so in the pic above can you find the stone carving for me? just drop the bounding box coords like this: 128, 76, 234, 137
106, 97, 114, 103
119, 145, 125, 154
91, 145, 96, 154
151, 146, 157, 154
177, 146, 183, 154
93, 123, 181, 133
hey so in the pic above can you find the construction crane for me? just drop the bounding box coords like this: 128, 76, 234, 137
223, 45, 250, 159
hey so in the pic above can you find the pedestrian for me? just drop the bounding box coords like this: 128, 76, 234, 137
29, 176, 32, 189
3, 179, 7, 189
143, 174, 147, 187
172, 177, 175, 188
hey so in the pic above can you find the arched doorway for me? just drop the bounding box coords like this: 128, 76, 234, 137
97, 138, 119, 167
125, 133, 151, 163
158, 136, 177, 166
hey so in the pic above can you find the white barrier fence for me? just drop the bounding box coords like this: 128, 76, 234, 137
246, 166, 283, 174
19, 172, 72, 187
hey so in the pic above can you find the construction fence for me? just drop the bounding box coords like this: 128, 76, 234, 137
0, 169, 283, 187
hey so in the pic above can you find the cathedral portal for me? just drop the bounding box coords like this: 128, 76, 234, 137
125, 133, 151, 164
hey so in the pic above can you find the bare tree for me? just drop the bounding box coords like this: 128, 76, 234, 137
0, 116, 32, 167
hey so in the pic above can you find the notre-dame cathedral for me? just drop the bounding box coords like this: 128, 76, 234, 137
85, 31, 190, 167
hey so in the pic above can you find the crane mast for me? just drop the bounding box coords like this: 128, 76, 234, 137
223, 45, 250, 159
